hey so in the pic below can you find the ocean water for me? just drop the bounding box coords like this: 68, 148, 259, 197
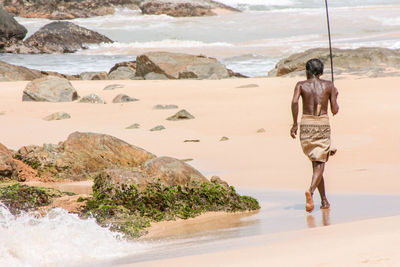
0, 0, 398, 76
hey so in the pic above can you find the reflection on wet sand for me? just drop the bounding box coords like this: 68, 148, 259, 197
143, 210, 260, 240
307, 209, 330, 228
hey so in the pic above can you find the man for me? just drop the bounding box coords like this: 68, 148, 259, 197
290, 58, 339, 213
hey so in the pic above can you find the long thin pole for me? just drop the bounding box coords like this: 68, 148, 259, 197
324, 0, 334, 83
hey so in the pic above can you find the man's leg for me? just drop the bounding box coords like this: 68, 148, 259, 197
317, 177, 330, 209
305, 161, 325, 212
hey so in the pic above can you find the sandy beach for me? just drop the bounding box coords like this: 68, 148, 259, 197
0, 75, 399, 266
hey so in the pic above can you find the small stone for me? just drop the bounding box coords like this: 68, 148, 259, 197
166, 109, 195, 121
257, 128, 266, 133
112, 94, 139, 103
79, 94, 105, 104
103, 84, 124, 90
126, 123, 140, 129
236, 84, 259, 88
219, 136, 229, 141
80, 72, 108, 80
150, 125, 165, 131
153, 104, 179, 110
184, 139, 200, 143
43, 112, 71, 121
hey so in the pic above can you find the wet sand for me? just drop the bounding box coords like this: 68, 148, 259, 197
0, 76, 399, 266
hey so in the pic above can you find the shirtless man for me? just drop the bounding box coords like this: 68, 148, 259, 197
290, 58, 339, 212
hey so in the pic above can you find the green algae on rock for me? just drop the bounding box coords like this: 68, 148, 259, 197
0, 183, 62, 214
82, 177, 260, 238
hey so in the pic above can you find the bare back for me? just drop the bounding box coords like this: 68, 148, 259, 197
298, 78, 333, 116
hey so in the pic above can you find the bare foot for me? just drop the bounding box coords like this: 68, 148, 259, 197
320, 199, 330, 209
305, 191, 314, 212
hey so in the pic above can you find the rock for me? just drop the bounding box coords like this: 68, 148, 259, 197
268, 47, 400, 77
79, 94, 105, 104
108, 61, 136, 80
210, 175, 229, 189
22, 76, 79, 102
139, 0, 239, 17
166, 109, 195, 120
150, 125, 165, 131
227, 69, 248, 78
0, 8, 27, 41
126, 123, 140, 129
143, 156, 207, 186
0, 143, 17, 179
25, 21, 113, 54
256, 128, 266, 133
93, 168, 151, 195
136, 52, 230, 80
0, 61, 42, 81
112, 94, 138, 103
80, 72, 108, 80
144, 72, 168, 80
1, 0, 140, 20
43, 112, 71, 121
153, 104, 178, 110
236, 84, 259, 88
219, 136, 229, 141
108, 67, 136, 80
16, 132, 156, 180
103, 84, 125, 90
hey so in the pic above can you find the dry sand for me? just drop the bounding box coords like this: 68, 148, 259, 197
0, 76, 399, 266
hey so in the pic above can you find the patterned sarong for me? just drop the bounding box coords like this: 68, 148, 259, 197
300, 114, 333, 162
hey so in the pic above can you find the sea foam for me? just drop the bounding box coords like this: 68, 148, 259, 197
0, 203, 148, 267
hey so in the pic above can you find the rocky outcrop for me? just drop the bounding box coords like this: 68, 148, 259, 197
139, 0, 239, 17
1, 0, 142, 20
0, 61, 79, 81
0, 8, 40, 53
25, 21, 113, 53
16, 132, 156, 180
22, 76, 79, 102
136, 52, 231, 79
268, 47, 400, 77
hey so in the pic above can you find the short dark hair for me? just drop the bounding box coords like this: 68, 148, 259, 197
306, 58, 324, 76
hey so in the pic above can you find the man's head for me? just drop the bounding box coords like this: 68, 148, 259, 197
306, 58, 324, 78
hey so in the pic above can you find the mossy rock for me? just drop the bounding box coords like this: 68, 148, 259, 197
0, 183, 59, 214
82, 180, 260, 238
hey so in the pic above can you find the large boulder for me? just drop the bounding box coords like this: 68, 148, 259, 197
1, 0, 141, 20
268, 47, 400, 77
16, 132, 156, 180
143, 156, 207, 186
0, 7, 27, 41
136, 52, 231, 79
108, 61, 137, 80
24, 21, 113, 53
139, 0, 239, 17
22, 76, 79, 102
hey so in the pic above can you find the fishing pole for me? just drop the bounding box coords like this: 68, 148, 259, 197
324, 0, 334, 84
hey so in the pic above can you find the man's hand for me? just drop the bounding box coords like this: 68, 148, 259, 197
290, 124, 298, 139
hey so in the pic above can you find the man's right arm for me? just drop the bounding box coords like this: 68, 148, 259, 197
290, 82, 301, 138
330, 83, 339, 115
